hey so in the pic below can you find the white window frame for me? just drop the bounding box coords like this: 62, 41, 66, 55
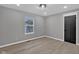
24, 16, 34, 35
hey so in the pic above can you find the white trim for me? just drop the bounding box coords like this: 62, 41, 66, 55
25, 32, 34, 35
63, 14, 64, 41
0, 35, 45, 48
63, 12, 77, 16
76, 13, 78, 45
63, 12, 78, 45
0, 35, 79, 49
45, 35, 79, 46
76, 43, 79, 46
45, 35, 64, 42
0, 35, 64, 48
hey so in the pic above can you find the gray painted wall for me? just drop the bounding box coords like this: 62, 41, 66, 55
0, 6, 44, 46
45, 12, 79, 43
45, 15, 63, 40
0, 5, 79, 46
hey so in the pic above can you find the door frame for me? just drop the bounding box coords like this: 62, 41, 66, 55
63, 12, 78, 45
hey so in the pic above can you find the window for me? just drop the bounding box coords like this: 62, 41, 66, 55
24, 16, 34, 34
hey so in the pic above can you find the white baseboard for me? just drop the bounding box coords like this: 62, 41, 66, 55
0, 35, 45, 48
76, 43, 79, 46
45, 35, 64, 42
0, 35, 63, 48
0, 35, 78, 48
45, 35, 79, 46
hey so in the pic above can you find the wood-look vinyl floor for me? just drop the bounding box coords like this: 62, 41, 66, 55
0, 37, 79, 54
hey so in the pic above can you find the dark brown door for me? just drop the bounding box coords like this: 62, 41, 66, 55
64, 15, 76, 44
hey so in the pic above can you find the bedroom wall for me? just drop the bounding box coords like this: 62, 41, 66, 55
0, 6, 44, 46
45, 14, 63, 40
45, 11, 79, 44
0, 5, 79, 46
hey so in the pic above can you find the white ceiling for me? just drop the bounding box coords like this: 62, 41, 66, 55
1, 4, 79, 16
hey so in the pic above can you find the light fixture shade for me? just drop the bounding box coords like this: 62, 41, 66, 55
39, 4, 46, 8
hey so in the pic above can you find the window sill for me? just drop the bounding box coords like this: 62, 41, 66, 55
25, 32, 34, 35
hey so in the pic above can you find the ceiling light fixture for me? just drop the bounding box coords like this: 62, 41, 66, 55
39, 4, 47, 8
